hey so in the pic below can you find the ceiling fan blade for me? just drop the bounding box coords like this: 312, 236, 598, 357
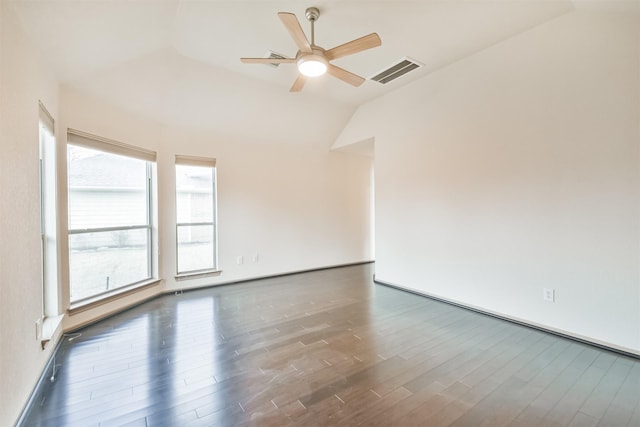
325, 33, 382, 61
241, 57, 296, 64
290, 75, 307, 92
327, 64, 365, 87
278, 12, 312, 53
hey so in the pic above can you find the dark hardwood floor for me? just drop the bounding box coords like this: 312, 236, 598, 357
21, 264, 640, 426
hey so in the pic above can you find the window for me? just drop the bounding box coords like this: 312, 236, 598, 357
175, 155, 217, 275
67, 130, 156, 303
39, 102, 59, 318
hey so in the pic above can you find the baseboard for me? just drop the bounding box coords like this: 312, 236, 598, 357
165, 260, 375, 295
64, 291, 163, 333
15, 338, 64, 427
374, 277, 640, 360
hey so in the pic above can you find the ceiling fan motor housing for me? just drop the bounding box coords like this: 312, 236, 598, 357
240, 6, 381, 92
305, 7, 320, 22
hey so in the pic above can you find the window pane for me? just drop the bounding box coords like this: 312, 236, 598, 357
69, 228, 150, 302
177, 224, 214, 273
67, 137, 154, 302
68, 144, 148, 229
40, 120, 59, 318
176, 165, 214, 223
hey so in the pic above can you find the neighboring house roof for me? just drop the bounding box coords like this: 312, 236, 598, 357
69, 150, 213, 190
68, 151, 146, 189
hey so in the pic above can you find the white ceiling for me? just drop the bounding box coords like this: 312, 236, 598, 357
10, 0, 586, 144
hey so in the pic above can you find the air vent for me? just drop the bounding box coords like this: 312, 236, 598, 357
370, 57, 422, 84
264, 51, 287, 68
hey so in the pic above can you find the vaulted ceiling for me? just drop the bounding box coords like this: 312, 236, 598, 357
10, 0, 579, 146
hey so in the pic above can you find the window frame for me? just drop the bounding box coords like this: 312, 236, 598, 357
38, 101, 59, 320
67, 130, 157, 304
174, 155, 219, 278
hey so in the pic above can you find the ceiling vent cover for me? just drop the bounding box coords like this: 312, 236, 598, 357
371, 57, 422, 84
264, 51, 287, 68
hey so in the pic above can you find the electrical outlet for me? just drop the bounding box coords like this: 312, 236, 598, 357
543, 288, 555, 302
236, 256, 243, 265
35, 318, 42, 340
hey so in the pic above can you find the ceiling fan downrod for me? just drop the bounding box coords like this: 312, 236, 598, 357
305, 7, 320, 46
240, 5, 382, 92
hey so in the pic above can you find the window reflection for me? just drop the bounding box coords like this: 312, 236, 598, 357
173, 295, 227, 423
46, 314, 150, 425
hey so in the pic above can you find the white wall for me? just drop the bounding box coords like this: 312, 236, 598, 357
60, 86, 373, 328
0, 2, 61, 423
161, 129, 374, 292
337, 9, 640, 353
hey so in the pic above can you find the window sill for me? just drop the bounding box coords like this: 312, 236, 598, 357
69, 278, 161, 315
175, 269, 222, 281
41, 314, 64, 350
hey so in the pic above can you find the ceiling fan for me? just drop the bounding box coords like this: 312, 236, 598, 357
241, 7, 382, 92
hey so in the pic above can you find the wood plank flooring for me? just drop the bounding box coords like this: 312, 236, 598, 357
20, 264, 640, 426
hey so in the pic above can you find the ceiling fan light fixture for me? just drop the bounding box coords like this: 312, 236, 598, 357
241, 8, 382, 91
297, 54, 328, 77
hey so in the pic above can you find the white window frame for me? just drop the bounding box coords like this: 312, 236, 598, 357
67, 129, 157, 304
38, 102, 59, 319
175, 155, 219, 278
